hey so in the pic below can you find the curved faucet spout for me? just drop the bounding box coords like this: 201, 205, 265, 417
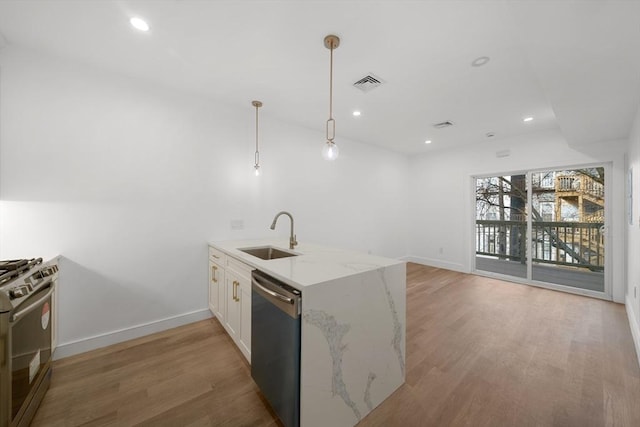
270, 211, 297, 249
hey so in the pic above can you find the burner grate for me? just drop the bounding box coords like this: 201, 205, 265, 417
0, 258, 42, 286
0, 259, 28, 271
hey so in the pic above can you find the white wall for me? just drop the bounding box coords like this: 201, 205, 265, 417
407, 129, 627, 303
0, 46, 409, 355
1, 44, 635, 360
626, 104, 640, 365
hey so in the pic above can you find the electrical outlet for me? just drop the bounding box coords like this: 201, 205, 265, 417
230, 219, 244, 230
438, 247, 444, 255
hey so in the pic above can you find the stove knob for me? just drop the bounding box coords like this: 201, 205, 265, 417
38, 267, 54, 278
10, 287, 25, 298
42, 266, 58, 276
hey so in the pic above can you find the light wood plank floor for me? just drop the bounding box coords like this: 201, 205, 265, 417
32, 263, 640, 426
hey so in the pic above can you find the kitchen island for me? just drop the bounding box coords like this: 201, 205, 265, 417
208, 239, 406, 427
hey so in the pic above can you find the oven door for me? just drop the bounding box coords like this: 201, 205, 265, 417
10, 282, 54, 424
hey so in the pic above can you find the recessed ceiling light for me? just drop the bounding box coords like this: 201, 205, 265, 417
523, 116, 534, 122
486, 132, 495, 138
424, 140, 432, 144
130, 17, 150, 32
352, 111, 361, 117
471, 56, 490, 67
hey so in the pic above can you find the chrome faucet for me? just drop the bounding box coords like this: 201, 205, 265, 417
270, 211, 297, 250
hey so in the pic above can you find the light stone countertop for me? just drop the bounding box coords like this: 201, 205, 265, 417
209, 239, 404, 289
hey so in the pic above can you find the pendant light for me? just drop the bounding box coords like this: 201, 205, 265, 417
252, 100, 263, 176
322, 35, 340, 161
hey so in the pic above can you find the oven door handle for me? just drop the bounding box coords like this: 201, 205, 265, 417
10, 284, 55, 323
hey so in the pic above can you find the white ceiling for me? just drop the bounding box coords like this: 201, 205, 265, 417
0, 0, 638, 154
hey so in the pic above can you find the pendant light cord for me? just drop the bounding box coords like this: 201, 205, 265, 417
329, 39, 333, 121
255, 103, 260, 165
326, 38, 335, 143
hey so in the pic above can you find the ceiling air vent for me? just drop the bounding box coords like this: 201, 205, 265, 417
352, 73, 384, 93
433, 120, 454, 129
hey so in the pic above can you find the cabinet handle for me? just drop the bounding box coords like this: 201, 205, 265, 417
233, 280, 239, 302
211, 266, 218, 283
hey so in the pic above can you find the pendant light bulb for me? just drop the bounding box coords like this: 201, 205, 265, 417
322, 141, 339, 161
323, 35, 340, 161
254, 164, 261, 176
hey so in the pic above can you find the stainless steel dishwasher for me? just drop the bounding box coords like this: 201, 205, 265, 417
251, 270, 301, 427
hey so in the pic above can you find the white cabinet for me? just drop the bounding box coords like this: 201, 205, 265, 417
238, 276, 252, 357
208, 247, 226, 321
208, 245, 252, 362
225, 256, 252, 361
224, 270, 241, 337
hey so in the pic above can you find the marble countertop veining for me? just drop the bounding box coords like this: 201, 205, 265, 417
209, 239, 404, 289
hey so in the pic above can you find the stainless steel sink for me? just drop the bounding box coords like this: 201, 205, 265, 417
239, 246, 298, 260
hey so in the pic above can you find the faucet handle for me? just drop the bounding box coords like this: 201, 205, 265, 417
290, 234, 298, 249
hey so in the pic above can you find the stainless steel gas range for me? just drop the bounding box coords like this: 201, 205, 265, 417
0, 258, 58, 427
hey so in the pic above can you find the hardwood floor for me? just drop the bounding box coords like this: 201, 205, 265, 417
32, 263, 640, 426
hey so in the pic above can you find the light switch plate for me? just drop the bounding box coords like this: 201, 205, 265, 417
230, 219, 244, 230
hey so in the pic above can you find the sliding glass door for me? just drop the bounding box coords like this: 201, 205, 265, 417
475, 167, 607, 297
475, 174, 528, 278
530, 168, 605, 292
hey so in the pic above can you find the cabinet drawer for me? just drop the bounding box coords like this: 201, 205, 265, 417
209, 246, 226, 264
227, 256, 253, 280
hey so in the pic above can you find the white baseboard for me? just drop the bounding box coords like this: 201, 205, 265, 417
53, 309, 212, 360
402, 255, 467, 273
626, 295, 640, 369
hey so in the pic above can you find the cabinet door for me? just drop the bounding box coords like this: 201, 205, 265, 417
208, 261, 225, 320
208, 261, 218, 315
238, 276, 252, 360
225, 272, 241, 338
215, 267, 226, 321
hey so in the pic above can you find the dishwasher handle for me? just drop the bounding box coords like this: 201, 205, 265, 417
251, 271, 301, 318
252, 278, 295, 305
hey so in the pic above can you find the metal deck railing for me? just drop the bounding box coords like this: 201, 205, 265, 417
476, 220, 604, 272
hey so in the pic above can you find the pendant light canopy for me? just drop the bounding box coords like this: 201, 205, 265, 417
252, 100, 263, 176
322, 34, 340, 161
